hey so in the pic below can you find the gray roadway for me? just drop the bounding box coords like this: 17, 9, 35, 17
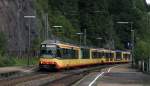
74, 64, 150, 86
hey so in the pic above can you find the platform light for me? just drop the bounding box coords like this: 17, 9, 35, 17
116, 21, 135, 67
24, 15, 36, 66
116, 21, 130, 24
146, 0, 150, 5
24, 16, 36, 18
52, 26, 63, 28
96, 37, 102, 40
76, 32, 83, 35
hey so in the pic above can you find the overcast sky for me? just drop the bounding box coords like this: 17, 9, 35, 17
146, 0, 150, 4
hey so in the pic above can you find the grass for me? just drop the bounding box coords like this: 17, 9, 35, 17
14, 57, 39, 66
0, 55, 39, 67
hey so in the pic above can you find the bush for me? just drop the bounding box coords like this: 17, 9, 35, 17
0, 55, 15, 67
135, 40, 150, 62
0, 55, 38, 67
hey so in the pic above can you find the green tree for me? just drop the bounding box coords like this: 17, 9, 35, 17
135, 40, 150, 61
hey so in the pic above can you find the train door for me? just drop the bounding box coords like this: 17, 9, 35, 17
123, 52, 130, 61
81, 48, 90, 59
115, 51, 122, 61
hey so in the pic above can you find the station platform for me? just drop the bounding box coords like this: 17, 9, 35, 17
74, 64, 150, 86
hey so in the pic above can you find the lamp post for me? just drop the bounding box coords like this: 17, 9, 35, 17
52, 25, 63, 43
131, 29, 135, 67
116, 21, 134, 67
52, 26, 63, 28
76, 32, 83, 46
146, 0, 150, 5
24, 15, 36, 66
84, 29, 87, 47
96, 37, 103, 47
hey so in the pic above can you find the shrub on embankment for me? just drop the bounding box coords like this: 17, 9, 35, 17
0, 31, 38, 67
0, 55, 38, 67
134, 38, 150, 72
135, 40, 150, 62
0, 55, 15, 67
0, 32, 15, 67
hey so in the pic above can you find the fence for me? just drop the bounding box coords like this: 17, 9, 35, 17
137, 58, 150, 72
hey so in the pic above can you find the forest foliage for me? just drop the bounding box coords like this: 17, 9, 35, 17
35, 0, 150, 61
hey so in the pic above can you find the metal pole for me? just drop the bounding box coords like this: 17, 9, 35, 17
99, 40, 100, 47
28, 20, 31, 66
17, 7, 21, 58
143, 60, 145, 72
96, 37, 102, 47
80, 34, 82, 46
84, 29, 87, 47
131, 24, 133, 65
55, 27, 57, 43
149, 57, 150, 72
131, 23, 135, 67
98, 39, 101, 47
45, 13, 49, 39
76, 33, 83, 46
148, 58, 149, 72
24, 16, 35, 66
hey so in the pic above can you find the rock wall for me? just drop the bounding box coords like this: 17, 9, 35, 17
0, 0, 37, 55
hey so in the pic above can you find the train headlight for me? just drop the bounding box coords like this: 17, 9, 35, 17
40, 61, 43, 64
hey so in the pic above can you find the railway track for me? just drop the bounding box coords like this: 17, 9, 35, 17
41, 64, 114, 86
0, 64, 117, 86
0, 73, 49, 86
42, 71, 88, 86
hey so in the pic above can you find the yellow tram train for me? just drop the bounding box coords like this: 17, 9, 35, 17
39, 40, 130, 70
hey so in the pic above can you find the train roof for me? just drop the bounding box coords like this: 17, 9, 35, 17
41, 40, 106, 50
41, 40, 80, 49
115, 50, 130, 52
41, 40, 89, 48
41, 40, 59, 45
41, 40, 130, 53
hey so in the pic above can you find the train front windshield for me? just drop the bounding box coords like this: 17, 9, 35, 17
40, 44, 56, 58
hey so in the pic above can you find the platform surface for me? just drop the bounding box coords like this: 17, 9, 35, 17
0, 66, 36, 74
75, 64, 150, 86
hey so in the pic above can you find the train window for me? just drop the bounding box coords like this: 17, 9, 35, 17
40, 50, 46, 55
102, 52, 114, 58
100, 52, 105, 58
81, 48, 90, 59
113, 53, 115, 58
56, 48, 61, 58
61, 49, 71, 59
103, 53, 106, 58
103, 53, 110, 58
105, 53, 109, 58
92, 51, 100, 58
57, 48, 78, 59
123, 54, 130, 60
69, 49, 78, 59
41, 44, 46, 47
109, 53, 114, 58
71, 49, 78, 59
116, 52, 122, 59
92, 52, 96, 58
92, 52, 95, 58
99, 52, 102, 58
40, 45, 56, 57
